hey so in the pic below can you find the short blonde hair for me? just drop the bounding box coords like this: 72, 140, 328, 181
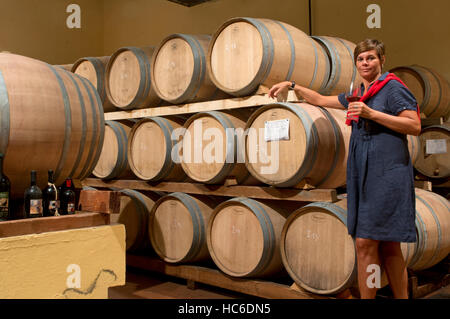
354, 39, 385, 65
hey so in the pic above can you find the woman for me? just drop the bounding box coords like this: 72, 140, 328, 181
268, 39, 421, 299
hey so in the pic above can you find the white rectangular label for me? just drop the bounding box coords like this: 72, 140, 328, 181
264, 119, 290, 142
426, 139, 447, 154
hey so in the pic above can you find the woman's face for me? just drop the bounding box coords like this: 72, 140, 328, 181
356, 49, 385, 82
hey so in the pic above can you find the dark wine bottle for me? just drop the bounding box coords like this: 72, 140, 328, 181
0, 153, 11, 221
60, 178, 76, 215
43, 169, 59, 217
24, 170, 43, 218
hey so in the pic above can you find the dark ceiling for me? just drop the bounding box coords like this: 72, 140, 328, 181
167, 0, 213, 7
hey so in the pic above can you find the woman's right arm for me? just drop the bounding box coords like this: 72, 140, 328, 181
268, 81, 345, 110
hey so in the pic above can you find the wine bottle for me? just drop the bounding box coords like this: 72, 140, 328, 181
43, 169, 59, 217
24, 170, 43, 218
60, 178, 76, 215
0, 154, 11, 221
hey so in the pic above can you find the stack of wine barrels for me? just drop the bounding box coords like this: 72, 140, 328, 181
390, 65, 450, 120
208, 17, 329, 96
280, 188, 450, 295
63, 17, 364, 187
390, 65, 450, 181
0, 52, 104, 198
55, 16, 449, 297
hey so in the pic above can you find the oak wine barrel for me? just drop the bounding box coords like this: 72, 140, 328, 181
72, 56, 116, 112
207, 17, 329, 96
116, 189, 161, 252
390, 65, 450, 119
207, 197, 295, 277
311, 36, 362, 95
92, 120, 134, 180
128, 116, 188, 182
105, 46, 162, 110
280, 199, 356, 294
414, 123, 450, 179
0, 53, 104, 198
151, 33, 229, 104
181, 110, 258, 184
401, 188, 450, 270
244, 102, 350, 188
148, 192, 218, 263
407, 134, 421, 167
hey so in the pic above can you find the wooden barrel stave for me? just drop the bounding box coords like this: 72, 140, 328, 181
407, 134, 421, 167
72, 56, 116, 112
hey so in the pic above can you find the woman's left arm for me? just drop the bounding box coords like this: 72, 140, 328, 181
347, 103, 421, 136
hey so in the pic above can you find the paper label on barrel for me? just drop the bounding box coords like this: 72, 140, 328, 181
426, 139, 447, 154
264, 119, 290, 142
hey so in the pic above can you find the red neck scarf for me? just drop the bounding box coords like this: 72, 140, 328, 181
345, 73, 421, 126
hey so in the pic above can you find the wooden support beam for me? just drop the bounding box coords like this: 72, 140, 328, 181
78, 190, 121, 214
104, 90, 303, 121
126, 254, 330, 299
81, 178, 338, 203
414, 180, 433, 192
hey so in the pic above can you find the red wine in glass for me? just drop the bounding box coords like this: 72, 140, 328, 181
346, 95, 361, 103
345, 83, 362, 123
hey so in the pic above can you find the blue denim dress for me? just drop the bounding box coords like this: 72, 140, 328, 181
338, 72, 417, 242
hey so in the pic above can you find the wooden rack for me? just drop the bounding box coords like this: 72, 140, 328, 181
126, 254, 331, 300
81, 178, 338, 203
104, 87, 302, 120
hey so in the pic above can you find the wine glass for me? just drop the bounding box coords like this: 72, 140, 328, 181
345, 81, 362, 124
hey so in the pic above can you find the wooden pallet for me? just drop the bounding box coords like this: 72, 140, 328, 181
408, 256, 450, 299
125, 254, 331, 299
81, 178, 338, 203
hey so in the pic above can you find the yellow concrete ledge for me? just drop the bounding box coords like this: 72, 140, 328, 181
0, 223, 126, 299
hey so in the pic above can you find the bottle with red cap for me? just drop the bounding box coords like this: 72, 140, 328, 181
60, 178, 76, 215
